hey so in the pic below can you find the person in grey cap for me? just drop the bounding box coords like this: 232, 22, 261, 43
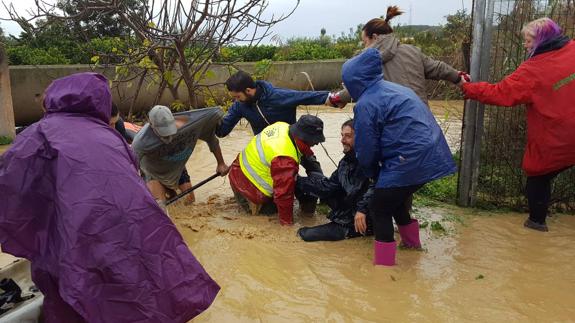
227, 115, 325, 225
132, 105, 229, 210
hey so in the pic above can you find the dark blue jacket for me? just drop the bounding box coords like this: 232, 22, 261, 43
296, 151, 373, 226
215, 80, 329, 137
342, 48, 456, 188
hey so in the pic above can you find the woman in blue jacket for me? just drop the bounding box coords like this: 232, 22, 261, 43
343, 48, 456, 266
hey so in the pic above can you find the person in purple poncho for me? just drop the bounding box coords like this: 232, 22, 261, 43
0, 72, 220, 322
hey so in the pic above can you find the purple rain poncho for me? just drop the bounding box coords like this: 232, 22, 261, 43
0, 73, 219, 322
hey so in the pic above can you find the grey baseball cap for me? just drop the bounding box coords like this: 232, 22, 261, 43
148, 105, 177, 137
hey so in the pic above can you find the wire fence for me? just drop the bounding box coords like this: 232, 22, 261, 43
476, 0, 575, 211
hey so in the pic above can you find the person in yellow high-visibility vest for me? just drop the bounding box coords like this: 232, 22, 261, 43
228, 115, 326, 225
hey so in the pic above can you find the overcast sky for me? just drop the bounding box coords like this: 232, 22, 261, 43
1, 0, 473, 41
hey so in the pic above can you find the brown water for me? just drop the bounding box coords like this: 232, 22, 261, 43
175, 203, 575, 322
172, 103, 575, 322
3, 104, 575, 321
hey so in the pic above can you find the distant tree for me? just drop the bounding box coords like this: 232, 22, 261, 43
57, 0, 143, 39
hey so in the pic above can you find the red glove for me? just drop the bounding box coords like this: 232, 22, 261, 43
328, 92, 343, 108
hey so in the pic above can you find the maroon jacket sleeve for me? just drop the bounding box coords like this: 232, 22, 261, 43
270, 156, 299, 225
462, 64, 535, 107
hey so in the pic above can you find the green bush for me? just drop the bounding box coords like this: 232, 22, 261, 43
217, 45, 278, 62
7, 46, 70, 65
0, 136, 13, 145
416, 174, 458, 203
415, 151, 459, 203
273, 38, 343, 61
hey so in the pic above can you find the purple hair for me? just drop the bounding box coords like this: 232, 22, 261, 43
522, 18, 563, 56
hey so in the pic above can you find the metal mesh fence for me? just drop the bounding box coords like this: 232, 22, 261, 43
477, 0, 575, 211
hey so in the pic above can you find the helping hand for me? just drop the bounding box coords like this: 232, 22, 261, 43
354, 211, 367, 235
456, 71, 471, 88
325, 92, 346, 109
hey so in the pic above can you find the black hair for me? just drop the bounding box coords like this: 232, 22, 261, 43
111, 103, 119, 117
341, 119, 354, 130
225, 70, 256, 92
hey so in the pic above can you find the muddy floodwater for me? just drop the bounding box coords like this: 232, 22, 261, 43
2, 102, 575, 322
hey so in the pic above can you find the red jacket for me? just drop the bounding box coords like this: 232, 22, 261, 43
463, 40, 575, 176
229, 138, 314, 225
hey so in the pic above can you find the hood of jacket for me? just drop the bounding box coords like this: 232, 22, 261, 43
342, 48, 384, 101
370, 33, 400, 63
43, 72, 112, 123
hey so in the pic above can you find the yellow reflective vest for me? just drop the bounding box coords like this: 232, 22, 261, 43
239, 122, 301, 197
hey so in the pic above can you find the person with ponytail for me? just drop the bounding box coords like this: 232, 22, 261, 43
327, 6, 466, 249
330, 6, 466, 107
460, 18, 575, 232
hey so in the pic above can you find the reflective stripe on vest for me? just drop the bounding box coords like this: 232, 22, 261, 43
239, 122, 300, 197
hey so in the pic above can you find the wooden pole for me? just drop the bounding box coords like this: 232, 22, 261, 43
0, 43, 15, 140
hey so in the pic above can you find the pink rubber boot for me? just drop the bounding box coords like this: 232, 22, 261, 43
398, 219, 422, 249
373, 240, 397, 266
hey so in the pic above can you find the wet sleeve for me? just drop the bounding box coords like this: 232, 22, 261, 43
462, 65, 534, 107
356, 183, 374, 215
300, 154, 323, 176
296, 169, 341, 199
215, 103, 242, 137
270, 156, 299, 225
421, 51, 460, 83
272, 88, 330, 106
353, 103, 381, 179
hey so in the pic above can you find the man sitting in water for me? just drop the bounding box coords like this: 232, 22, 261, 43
297, 119, 374, 241
132, 105, 229, 209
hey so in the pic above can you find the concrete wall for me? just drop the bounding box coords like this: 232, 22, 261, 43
10, 60, 346, 125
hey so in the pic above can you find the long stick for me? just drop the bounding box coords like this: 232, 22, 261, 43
166, 173, 220, 205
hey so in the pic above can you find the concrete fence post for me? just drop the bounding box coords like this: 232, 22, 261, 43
0, 43, 15, 140
457, 0, 495, 207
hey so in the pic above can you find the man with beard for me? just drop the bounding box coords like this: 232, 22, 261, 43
296, 119, 374, 241
132, 105, 229, 210
216, 70, 338, 138
218, 70, 338, 212
217, 71, 342, 171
